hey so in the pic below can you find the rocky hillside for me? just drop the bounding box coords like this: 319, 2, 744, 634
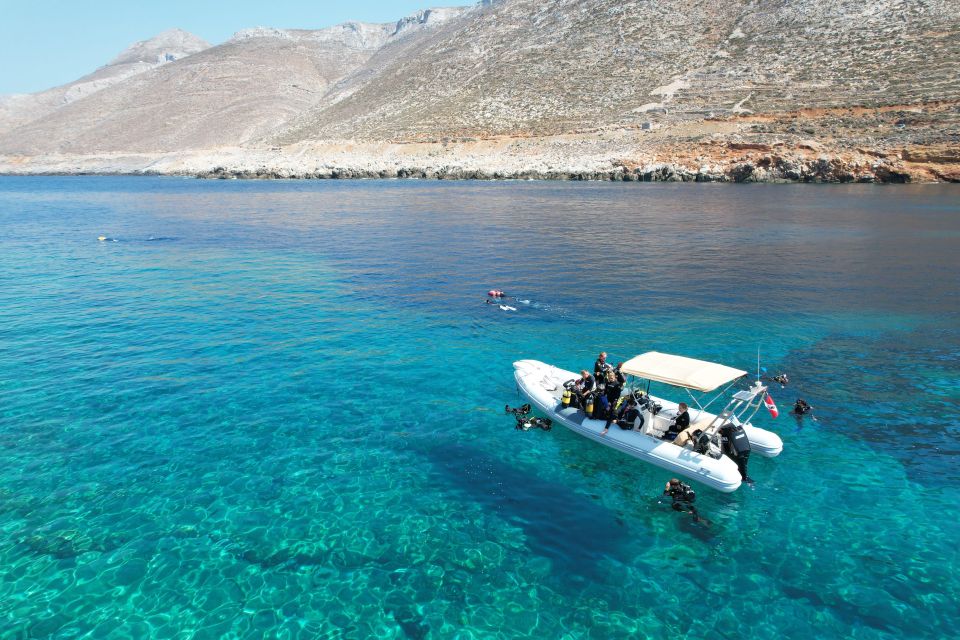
1, 0, 958, 182
273, 0, 960, 142
0, 10, 468, 154
0, 29, 209, 134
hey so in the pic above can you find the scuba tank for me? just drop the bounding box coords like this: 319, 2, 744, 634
585, 394, 594, 418
562, 389, 572, 408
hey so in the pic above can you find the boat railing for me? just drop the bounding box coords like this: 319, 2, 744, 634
700, 381, 767, 435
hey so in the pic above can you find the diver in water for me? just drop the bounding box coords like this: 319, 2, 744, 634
792, 398, 813, 416
664, 478, 708, 525
765, 372, 789, 387
718, 423, 753, 483
505, 404, 552, 431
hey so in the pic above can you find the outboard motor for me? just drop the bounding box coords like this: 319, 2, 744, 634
693, 430, 723, 459
719, 423, 752, 480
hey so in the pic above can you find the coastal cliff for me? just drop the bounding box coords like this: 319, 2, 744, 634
1, 0, 958, 182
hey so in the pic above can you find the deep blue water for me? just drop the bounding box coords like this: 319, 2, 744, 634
0, 177, 958, 639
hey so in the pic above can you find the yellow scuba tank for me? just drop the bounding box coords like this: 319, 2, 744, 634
562, 389, 571, 407
585, 395, 594, 417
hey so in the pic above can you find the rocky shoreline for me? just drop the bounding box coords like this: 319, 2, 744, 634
192, 155, 919, 183
2, 129, 957, 184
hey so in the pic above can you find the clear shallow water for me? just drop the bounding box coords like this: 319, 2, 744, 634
0, 177, 958, 639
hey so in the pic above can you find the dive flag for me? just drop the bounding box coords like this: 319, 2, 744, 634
764, 393, 779, 418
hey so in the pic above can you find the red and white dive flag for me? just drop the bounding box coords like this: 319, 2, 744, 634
764, 393, 779, 418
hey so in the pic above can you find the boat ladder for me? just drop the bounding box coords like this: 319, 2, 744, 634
702, 388, 759, 434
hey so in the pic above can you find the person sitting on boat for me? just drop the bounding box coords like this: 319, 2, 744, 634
664, 402, 690, 441
572, 370, 594, 408
594, 352, 612, 379
601, 397, 644, 435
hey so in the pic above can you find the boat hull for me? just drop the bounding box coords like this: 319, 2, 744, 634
513, 360, 781, 492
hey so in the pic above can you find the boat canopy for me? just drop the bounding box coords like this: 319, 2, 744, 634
619, 351, 747, 392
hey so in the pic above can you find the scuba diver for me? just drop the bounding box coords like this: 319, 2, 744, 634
718, 423, 753, 483
792, 398, 813, 416
600, 396, 644, 436
571, 370, 594, 409
663, 478, 708, 525
594, 352, 613, 379
505, 404, 552, 431
766, 372, 789, 388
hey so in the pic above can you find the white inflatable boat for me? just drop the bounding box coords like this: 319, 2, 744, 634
513, 352, 784, 492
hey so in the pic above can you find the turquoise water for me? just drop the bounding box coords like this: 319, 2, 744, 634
0, 177, 957, 639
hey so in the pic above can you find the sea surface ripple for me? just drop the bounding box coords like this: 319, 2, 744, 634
0, 177, 957, 639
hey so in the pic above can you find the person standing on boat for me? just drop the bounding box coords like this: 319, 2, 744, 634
594, 352, 612, 379
664, 403, 690, 441
604, 367, 625, 406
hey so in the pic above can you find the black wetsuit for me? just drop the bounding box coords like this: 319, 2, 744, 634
614, 406, 644, 430
573, 375, 594, 408
604, 370, 625, 401
665, 410, 689, 440
719, 424, 752, 480
600, 372, 625, 424
594, 358, 612, 380
664, 482, 701, 518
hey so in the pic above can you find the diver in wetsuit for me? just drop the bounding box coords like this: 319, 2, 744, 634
600, 366, 625, 422
664, 402, 690, 441
600, 396, 644, 436
605, 366, 625, 402
718, 423, 752, 482
793, 398, 812, 415
664, 478, 707, 524
572, 370, 594, 409
594, 352, 612, 380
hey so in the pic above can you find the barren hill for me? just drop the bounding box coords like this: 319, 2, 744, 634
0, 10, 467, 154
1, 0, 958, 182
0, 29, 209, 135
273, 0, 960, 141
